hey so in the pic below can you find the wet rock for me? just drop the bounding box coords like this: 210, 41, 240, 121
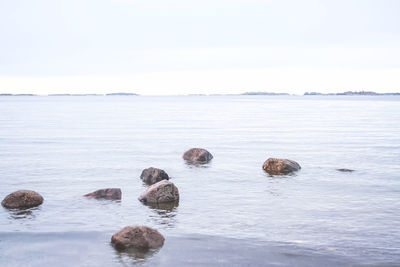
337, 168, 355, 172
140, 167, 169, 185
183, 148, 213, 164
1, 190, 43, 209
139, 180, 179, 204
84, 188, 121, 200
111, 225, 165, 250
262, 158, 301, 175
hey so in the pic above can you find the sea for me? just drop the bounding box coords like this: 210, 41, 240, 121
0, 95, 399, 266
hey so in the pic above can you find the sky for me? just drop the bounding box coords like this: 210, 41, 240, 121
0, 0, 400, 95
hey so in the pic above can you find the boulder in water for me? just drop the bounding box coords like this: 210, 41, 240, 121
262, 158, 301, 175
139, 180, 179, 204
140, 167, 169, 185
84, 188, 122, 200
183, 148, 213, 164
111, 225, 165, 250
1, 190, 43, 209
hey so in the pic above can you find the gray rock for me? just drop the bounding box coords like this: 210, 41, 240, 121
183, 148, 213, 163
263, 158, 301, 175
140, 167, 169, 185
1, 190, 43, 209
111, 225, 164, 250
84, 188, 122, 200
139, 180, 179, 204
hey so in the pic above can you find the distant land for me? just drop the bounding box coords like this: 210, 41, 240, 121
0, 91, 399, 96
304, 91, 400, 96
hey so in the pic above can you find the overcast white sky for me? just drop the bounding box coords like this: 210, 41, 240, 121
1, 0, 400, 95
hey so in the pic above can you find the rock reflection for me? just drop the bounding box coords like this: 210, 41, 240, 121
113, 245, 161, 265
7, 207, 38, 220
184, 161, 212, 168
141, 202, 178, 228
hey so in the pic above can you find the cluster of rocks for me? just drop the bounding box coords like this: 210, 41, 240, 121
2, 147, 355, 251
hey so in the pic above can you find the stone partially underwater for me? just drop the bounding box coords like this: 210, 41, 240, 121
84, 188, 122, 200
337, 168, 355, 172
183, 148, 213, 164
111, 225, 165, 250
140, 167, 169, 185
139, 180, 179, 204
1, 190, 44, 209
263, 158, 301, 175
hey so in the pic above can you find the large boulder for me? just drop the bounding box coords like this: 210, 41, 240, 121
183, 148, 213, 163
262, 158, 301, 175
84, 188, 121, 200
139, 180, 179, 204
140, 167, 169, 185
1, 190, 43, 209
111, 225, 164, 250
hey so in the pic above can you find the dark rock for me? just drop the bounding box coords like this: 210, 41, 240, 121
183, 148, 213, 163
337, 168, 355, 172
139, 180, 179, 204
1, 190, 43, 209
111, 225, 164, 250
84, 188, 121, 200
262, 158, 301, 175
140, 167, 169, 185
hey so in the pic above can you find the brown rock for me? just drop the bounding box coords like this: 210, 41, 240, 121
84, 188, 121, 200
183, 148, 213, 163
111, 225, 164, 250
1, 190, 43, 209
140, 167, 169, 185
262, 158, 301, 175
139, 180, 179, 204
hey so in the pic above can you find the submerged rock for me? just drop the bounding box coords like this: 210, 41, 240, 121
139, 180, 179, 204
262, 158, 301, 175
140, 167, 169, 185
84, 188, 121, 200
183, 148, 213, 164
337, 168, 355, 172
1, 190, 43, 209
111, 225, 164, 250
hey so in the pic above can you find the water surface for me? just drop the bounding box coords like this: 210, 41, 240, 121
0, 95, 399, 266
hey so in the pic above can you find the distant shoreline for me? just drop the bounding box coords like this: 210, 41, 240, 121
0, 91, 400, 96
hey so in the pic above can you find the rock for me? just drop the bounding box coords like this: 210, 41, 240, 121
183, 148, 213, 163
84, 188, 121, 200
337, 168, 355, 172
139, 180, 179, 204
1, 190, 43, 209
111, 225, 165, 250
262, 158, 301, 175
140, 167, 169, 185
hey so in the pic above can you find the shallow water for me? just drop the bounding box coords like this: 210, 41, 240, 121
0, 95, 399, 266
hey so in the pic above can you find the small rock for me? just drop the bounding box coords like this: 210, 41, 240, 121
1, 190, 43, 209
111, 225, 165, 250
139, 180, 179, 204
84, 188, 121, 200
263, 158, 301, 175
337, 168, 355, 172
183, 148, 213, 163
140, 167, 169, 185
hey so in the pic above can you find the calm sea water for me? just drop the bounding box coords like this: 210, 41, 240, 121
0, 95, 399, 266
